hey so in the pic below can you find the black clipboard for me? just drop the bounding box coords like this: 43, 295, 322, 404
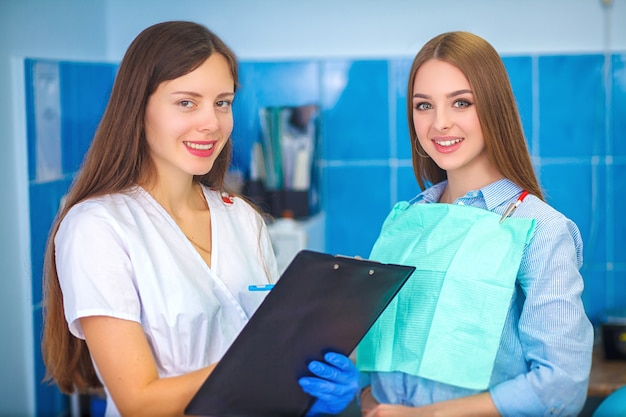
185, 250, 415, 417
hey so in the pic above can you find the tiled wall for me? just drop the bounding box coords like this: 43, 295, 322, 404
25, 52, 625, 414
25, 59, 117, 416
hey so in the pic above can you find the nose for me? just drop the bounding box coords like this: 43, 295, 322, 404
433, 108, 451, 132
197, 106, 220, 133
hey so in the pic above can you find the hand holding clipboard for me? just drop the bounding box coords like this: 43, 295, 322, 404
185, 250, 415, 417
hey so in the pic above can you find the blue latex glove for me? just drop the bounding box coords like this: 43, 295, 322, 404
299, 352, 359, 416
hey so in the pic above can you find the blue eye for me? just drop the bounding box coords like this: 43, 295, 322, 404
453, 99, 472, 109
414, 102, 432, 111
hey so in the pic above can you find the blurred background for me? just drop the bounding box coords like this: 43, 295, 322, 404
1, 0, 624, 415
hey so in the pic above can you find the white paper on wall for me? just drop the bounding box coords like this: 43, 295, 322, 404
33, 61, 62, 181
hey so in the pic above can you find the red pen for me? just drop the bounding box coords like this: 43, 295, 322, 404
499, 190, 529, 223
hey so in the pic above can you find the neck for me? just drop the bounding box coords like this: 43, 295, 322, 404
442, 153, 504, 203
443, 174, 504, 204
143, 178, 202, 220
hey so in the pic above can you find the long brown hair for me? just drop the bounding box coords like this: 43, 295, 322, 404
41, 20, 240, 394
407, 31, 543, 200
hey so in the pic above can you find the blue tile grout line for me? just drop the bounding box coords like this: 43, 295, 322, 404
387, 60, 398, 207
603, 50, 615, 310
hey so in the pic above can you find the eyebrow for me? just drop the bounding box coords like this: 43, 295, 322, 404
413, 89, 473, 99
171, 91, 235, 98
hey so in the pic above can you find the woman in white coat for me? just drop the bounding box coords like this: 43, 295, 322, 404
41, 20, 357, 417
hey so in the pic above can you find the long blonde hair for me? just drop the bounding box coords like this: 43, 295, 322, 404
407, 31, 543, 200
41, 20, 240, 394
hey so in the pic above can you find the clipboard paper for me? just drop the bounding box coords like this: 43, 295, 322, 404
185, 250, 415, 417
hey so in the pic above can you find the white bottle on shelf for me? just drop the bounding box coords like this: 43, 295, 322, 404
267, 212, 325, 274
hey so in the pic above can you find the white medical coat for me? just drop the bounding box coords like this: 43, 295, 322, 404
56, 185, 279, 416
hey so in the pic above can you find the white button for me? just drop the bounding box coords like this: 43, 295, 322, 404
457, 201, 465, 205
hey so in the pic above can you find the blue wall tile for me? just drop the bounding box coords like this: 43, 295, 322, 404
546, 161, 608, 269
25, 59, 37, 182
612, 54, 626, 157
581, 269, 608, 322
611, 273, 626, 310
391, 58, 413, 160
29, 179, 74, 306
242, 61, 321, 107
396, 165, 421, 202
59, 61, 116, 174
322, 164, 391, 257
540, 163, 596, 235
321, 60, 389, 161
613, 163, 626, 264
538, 55, 605, 158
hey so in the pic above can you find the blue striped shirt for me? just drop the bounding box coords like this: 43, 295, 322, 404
366, 178, 594, 416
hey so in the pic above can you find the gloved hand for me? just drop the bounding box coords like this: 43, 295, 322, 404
299, 351, 360, 416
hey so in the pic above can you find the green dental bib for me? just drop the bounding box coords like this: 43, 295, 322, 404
357, 202, 535, 390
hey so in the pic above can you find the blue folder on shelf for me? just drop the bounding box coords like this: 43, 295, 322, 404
185, 250, 415, 417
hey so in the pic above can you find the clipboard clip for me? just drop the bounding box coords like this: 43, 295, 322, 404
333, 255, 376, 275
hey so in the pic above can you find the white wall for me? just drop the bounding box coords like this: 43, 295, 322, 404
0, 0, 623, 414
104, 0, 626, 61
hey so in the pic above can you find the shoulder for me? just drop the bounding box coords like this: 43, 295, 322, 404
517, 195, 580, 236
64, 187, 161, 220
58, 192, 140, 244
63, 194, 123, 226
516, 195, 583, 265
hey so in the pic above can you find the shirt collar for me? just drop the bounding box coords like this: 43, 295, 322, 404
413, 178, 525, 210
414, 181, 447, 204
481, 179, 524, 210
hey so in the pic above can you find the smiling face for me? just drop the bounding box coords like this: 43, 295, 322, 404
144, 53, 235, 183
412, 59, 499, 183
